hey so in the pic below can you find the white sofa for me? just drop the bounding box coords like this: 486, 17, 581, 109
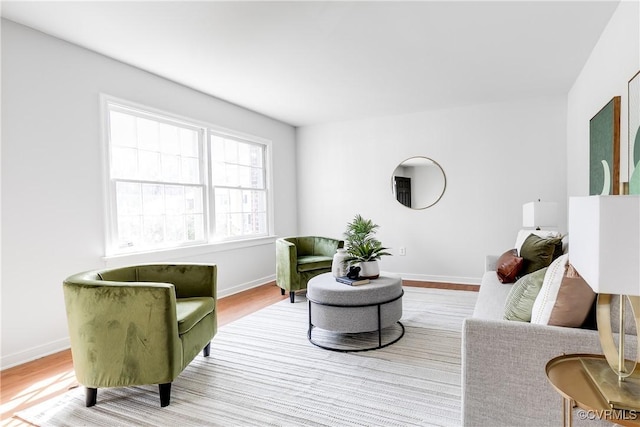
461, 254, 637, 427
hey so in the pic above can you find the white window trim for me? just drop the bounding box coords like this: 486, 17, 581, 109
102, 236, 277, 268
99, 94, 276, 260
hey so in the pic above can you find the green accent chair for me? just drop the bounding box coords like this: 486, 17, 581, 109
62, 263, 217, 407
276, 236, 344, 303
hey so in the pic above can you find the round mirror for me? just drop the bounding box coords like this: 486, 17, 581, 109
391, 157, 446, 209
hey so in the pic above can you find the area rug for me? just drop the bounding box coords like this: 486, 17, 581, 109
17, 287, 477, 427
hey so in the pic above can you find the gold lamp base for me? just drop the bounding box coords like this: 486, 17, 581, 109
581, 358, 640, 411
583, 294, 640, 411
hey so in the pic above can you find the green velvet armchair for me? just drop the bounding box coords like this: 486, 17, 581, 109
63, 263, 217, 407
276, 236, 344, 302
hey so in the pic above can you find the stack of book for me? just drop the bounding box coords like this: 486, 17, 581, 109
336, 276, 370, 286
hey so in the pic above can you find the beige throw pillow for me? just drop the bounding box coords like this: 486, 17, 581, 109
531, 254, 596, 327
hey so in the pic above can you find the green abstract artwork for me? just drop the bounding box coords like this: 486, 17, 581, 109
589, 97, 620, 195
629, 71, 640, 194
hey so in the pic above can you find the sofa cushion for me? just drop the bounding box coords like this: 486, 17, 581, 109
473, 271, 514, 320
313, 237, 341, 256
519, 234, 561, 276
136, 264, 216, 299
503, 267, 547, 322
176, 297, 215, 335
295, 237, 315, 256
531, 254, 596, 327
496, 249, 524, 283
297, 255, 333, 272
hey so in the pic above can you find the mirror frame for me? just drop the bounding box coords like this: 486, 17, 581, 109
391, 156, 447, 210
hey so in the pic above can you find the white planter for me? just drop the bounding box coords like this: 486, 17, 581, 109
359, 260, 380, 279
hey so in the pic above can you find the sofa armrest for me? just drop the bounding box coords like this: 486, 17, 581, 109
276, 238, 298, 291
63, 278, 182, 387
485, 255, 499, 273
462, 317, 627, 427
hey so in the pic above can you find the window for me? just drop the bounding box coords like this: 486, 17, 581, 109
211, 134, 268, 239
103, 97, 271, 255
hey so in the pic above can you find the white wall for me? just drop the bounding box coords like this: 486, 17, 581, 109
567, 0, 640, 197
296, 96, 568, 283
1, 20, 298, 368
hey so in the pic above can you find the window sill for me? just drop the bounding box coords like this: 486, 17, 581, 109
103, 236, 277, 268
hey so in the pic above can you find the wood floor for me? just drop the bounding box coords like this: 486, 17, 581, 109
0, 280, 477, 426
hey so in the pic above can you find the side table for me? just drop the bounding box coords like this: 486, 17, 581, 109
546, 354, 640, 427
306, 272, 404, 352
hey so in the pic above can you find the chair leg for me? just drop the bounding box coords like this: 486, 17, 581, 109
85, 387, 97, 407
203, 342, 211, 357
280, 287, 285, 296
290, 291, 295, 303
159, 383, 171, 407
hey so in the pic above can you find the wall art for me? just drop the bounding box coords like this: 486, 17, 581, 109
589, 96, 620, 195
629, 70, 640, 194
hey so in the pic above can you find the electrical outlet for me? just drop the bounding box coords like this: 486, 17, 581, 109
399, 247, 406, 256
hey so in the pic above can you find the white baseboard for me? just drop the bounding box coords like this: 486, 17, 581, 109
1, 337, 70, 371
217, 274, 276, 298
390, 271, 481, 286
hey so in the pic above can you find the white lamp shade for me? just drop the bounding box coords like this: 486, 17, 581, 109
523, 201, 558, 228
569, 195, 640, 296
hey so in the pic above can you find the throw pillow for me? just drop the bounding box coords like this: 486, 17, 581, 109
503, 267, 548, 322
496, 249, 524, 283
552, 240, 564, 261
519, 233, 561, 276
531, 254, 596, 327
514, 229, 561, 255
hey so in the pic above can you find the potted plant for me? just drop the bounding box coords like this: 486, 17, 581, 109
342, 214, 391, 279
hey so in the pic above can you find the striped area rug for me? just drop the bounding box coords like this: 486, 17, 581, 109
18, 287, 477, 427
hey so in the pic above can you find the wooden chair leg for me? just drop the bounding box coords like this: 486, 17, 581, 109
85, 387, 97, 407
159, 383, 171, 407
290, 291, 295, 303
203, 342, 211, 357
280, 287, 285, 296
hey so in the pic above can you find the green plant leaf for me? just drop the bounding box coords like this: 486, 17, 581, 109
342, 214, 392, 262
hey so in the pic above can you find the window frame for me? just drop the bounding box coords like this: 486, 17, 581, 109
208, 130, 270, 242
100, 94, 274, 258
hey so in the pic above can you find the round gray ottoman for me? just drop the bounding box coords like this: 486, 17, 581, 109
306, 272, 404, 351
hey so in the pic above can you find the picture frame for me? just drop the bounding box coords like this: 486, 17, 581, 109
629, 70, 640, 194
589, 96, 620, 195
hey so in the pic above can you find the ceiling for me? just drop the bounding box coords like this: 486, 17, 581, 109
1, 1, 620, 127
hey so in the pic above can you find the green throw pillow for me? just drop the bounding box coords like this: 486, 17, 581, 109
504, 267, 548, 322
519, 234, 561, 275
